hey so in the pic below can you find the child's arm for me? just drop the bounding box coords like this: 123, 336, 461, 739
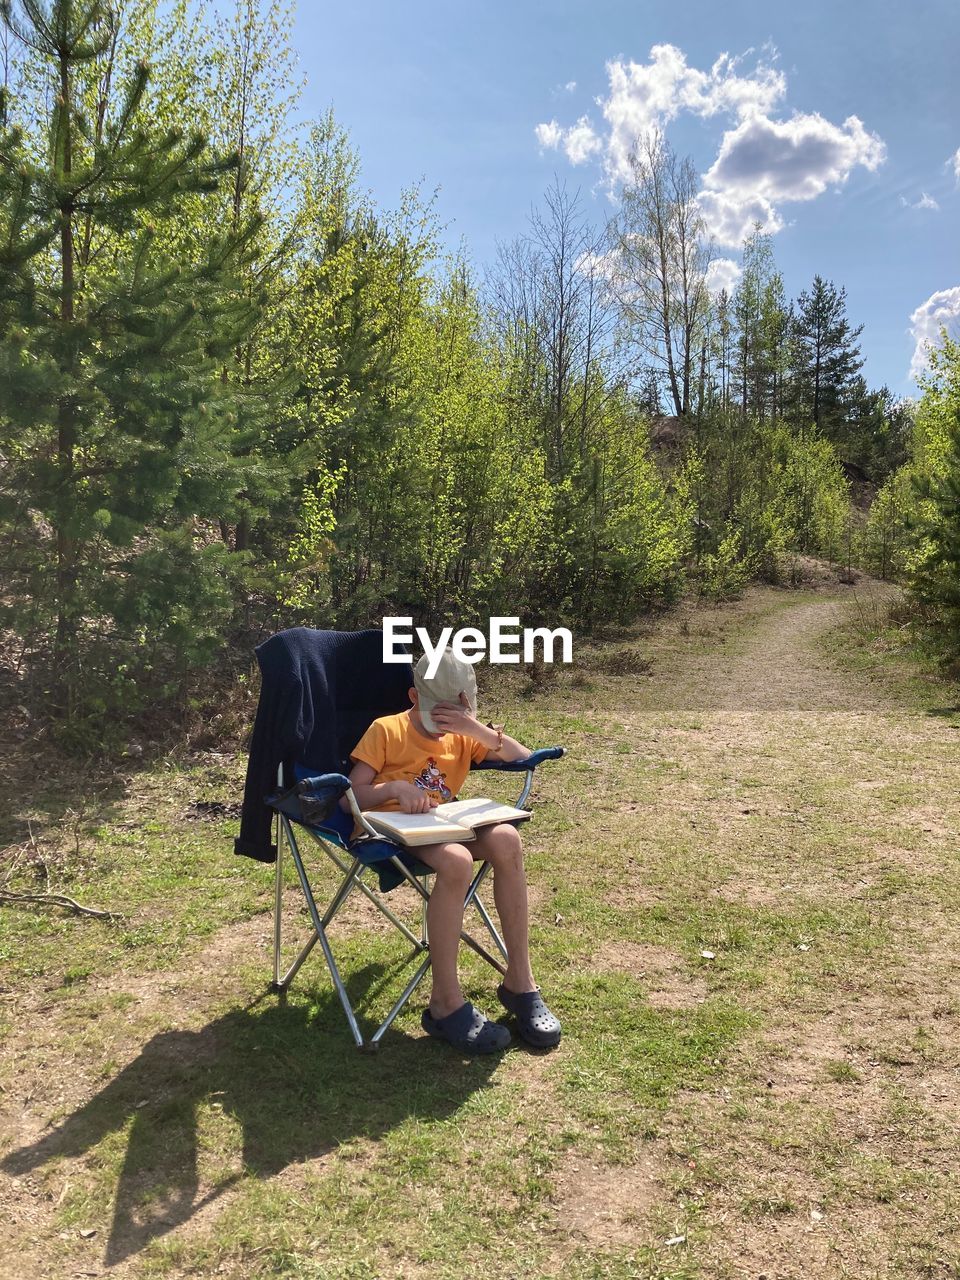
430, 696, 529, 762
341, 761, 438, 814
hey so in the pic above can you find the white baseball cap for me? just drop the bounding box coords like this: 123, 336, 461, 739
413, 650, 478, 733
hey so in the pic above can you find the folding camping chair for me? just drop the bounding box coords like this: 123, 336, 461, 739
237, 627, 564, 1051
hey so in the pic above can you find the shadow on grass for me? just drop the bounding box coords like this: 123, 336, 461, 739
926, 704, 960, 721
0, 752, 131, 862
1, 964, 500, 1265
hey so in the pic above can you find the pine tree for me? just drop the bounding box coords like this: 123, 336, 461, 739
0, 0, 274, 718
732, 226, 780, 421
793, 275, 864, 442
842, 377, 913, 481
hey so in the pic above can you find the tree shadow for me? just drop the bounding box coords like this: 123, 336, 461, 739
1, 965, 501, 1266
0, 675, 240, 863
926, 705, 960, 721
0, 748, 130, 863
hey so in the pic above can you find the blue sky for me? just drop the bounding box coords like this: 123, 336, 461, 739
292, 0, 960, 399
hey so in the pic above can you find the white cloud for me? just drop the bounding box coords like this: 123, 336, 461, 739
704, 112, 885, 202
909, 286, 960, 380
575, 249, 615, 280
900, 191, 940, 211
705, 256, 743, 297
564, 80, 577, 93
563, 116, 603, 164
536, 114, 602, 164
697, 188, 784, 247
535, 119, 564, 150
536, 44, 786, 183
950, 147, 960, 182
534, 43, 886, 250
600, 44, 787, 181
698, 111, 884, 245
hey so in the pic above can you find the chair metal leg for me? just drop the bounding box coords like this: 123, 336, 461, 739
462, 862, 508, 971
385, 856, 506, 971
312, 835, 425, 951
463, 859, 490, 908
273, 820, 323, 992
367, 952, 433, 1050
272, 810, 284, 989
458, 930, 508, 975
281, 815, 365, 1048
473, 894, 509, 962
270, 819, 513, 1048
276, 931, 320, 991
313, 920, 365, 1049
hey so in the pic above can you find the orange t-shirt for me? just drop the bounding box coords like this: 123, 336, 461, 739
350, 711, 489, 809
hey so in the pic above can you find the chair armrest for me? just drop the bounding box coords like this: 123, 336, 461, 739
470, 746, 565, 773
270, 773, 382, 839
292, 772, 352, 795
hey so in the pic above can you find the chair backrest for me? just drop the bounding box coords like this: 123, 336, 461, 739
257, 627, 414, 778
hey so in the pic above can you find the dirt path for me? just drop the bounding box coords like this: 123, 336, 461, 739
617, 585, 960, 1278
715, 593, 878, 711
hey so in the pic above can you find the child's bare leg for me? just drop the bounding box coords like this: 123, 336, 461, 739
415, 840, 474, 1018
471, 823, 536, 994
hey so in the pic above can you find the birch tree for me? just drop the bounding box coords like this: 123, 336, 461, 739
609, 127, 711, 419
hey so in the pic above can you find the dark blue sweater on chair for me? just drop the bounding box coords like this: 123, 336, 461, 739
234, 627, 413, 863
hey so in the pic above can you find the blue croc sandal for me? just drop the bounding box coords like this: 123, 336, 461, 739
497, 984, 562, 1048
421, 1001, 512, 1054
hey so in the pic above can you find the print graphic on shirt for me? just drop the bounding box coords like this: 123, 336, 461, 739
414, 758, 453, 802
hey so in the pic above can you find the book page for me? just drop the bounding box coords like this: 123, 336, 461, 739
361, 809, 477, 846
435, 797, 532, 829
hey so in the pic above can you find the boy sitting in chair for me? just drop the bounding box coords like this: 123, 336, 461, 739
345, 651, 561, 1054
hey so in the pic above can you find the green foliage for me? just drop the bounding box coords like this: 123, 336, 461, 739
272, 469, 343, 614
900, 339, 960, 663
772, 427, 850, 560
536, 405, 688, 626
864, 341, 956, 605
842, 379, 913, 481
699, 527, 751, 601
0, 0, 936, 742
682, 407, 850, 592
862, 466, 916, 580
0, 0, 280, 728
732, 226, 786, 422
792, 274, 865, 441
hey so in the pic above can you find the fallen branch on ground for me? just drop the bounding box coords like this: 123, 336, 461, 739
0, 889, 122, 920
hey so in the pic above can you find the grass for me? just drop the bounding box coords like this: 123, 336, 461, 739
2, 579, 960, 1278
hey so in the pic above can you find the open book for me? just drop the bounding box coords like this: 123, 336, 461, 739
362, 797, 532, 847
